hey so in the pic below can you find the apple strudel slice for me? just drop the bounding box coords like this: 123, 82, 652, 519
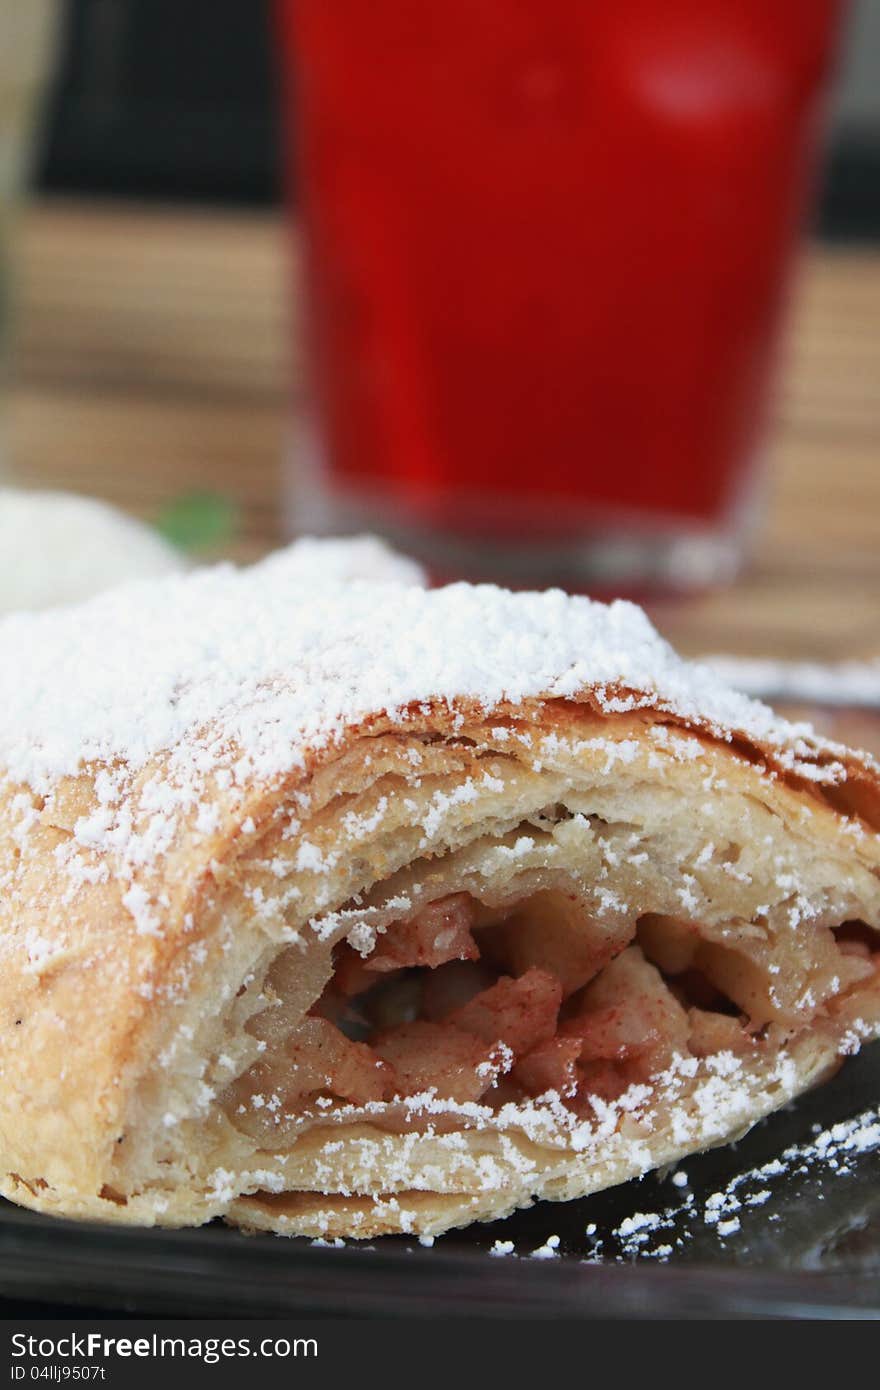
0, 552, 878, 1237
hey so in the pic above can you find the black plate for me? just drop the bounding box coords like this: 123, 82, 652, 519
1, 1047, 878, 1319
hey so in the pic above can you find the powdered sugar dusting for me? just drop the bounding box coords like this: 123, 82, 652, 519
253, 534, 427, 590
604, 1105, 880, 1261
0, 553, 848, 806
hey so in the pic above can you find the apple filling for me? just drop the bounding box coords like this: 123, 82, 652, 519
225, 892, 880, 1143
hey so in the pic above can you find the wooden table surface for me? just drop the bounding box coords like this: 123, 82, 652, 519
7, 198, 880, 665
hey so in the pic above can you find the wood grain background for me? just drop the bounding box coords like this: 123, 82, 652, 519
7, 199, 880, 668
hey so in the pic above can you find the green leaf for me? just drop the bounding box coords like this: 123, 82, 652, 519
154, 491, 238, 554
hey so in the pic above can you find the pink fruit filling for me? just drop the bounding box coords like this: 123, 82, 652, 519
225, 891, 880, 1134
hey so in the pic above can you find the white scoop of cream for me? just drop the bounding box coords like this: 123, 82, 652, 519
0, 488, 185, 614
0, 488, 427, 616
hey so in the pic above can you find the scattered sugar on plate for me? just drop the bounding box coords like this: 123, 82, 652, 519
529, 1234, 561, 1260
605, 1104, 880, 1262
716, 1218, 741, 1238
616, 1211, 662, 1243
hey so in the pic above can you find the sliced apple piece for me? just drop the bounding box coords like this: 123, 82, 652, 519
567, 946, 690, 1077
283, 1017, 394, 1105
688, 1007, 755, 1058
480, 889, 629, 996
372, 1021, 504, 1103
367, 893, 481, 975
448, 967, 562, 1055
512, 1035, 582, 1098
637, 914, 699, 976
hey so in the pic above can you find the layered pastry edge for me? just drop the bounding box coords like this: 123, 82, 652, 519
4, 699, 877, 1237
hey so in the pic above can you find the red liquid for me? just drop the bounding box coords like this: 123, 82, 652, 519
281, 1, 842, 544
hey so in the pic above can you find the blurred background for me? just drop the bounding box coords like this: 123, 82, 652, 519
1, 1, 878, 697
36, 0, 880, 230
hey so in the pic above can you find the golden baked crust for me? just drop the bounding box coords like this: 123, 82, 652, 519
0, 559, 878, 1237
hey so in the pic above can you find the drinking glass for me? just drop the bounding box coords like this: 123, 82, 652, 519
280, 0, 845, 590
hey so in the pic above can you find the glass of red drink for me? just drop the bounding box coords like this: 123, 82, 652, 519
279, 0, 844, 590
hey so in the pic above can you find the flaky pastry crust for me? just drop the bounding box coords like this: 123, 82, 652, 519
2, 680, 879, 1238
